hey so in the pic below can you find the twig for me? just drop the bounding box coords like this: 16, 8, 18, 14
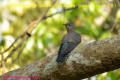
0, 36, 20, 55
44, 5, 78, 19
0, 38, 25, 67
12, 39, 27, 63
1, 54, 6, 74
110, 19, 117, 32
4, 36, 28, 63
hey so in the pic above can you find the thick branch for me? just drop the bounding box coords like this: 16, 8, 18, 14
1, 35, 120, 80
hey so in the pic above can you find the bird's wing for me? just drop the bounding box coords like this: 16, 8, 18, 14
58, 42, 76, 54
56, 42, 77, 63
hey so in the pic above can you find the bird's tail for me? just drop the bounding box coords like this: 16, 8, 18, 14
56, 56, 65, 63
56, 53, 67, 63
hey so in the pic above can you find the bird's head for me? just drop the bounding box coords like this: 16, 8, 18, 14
63, 23, 74, 32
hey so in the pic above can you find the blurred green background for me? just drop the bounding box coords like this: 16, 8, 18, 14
0, 0, 120, 80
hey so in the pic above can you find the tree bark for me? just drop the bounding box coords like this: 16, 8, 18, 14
1, 35, 120, 80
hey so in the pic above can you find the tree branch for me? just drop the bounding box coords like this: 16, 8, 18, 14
44, 5, 78, 19
1, 35, 120, 80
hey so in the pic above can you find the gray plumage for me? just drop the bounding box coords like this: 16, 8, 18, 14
56, 23, 81, 63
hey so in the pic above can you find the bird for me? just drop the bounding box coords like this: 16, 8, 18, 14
56, 23, 81, 63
